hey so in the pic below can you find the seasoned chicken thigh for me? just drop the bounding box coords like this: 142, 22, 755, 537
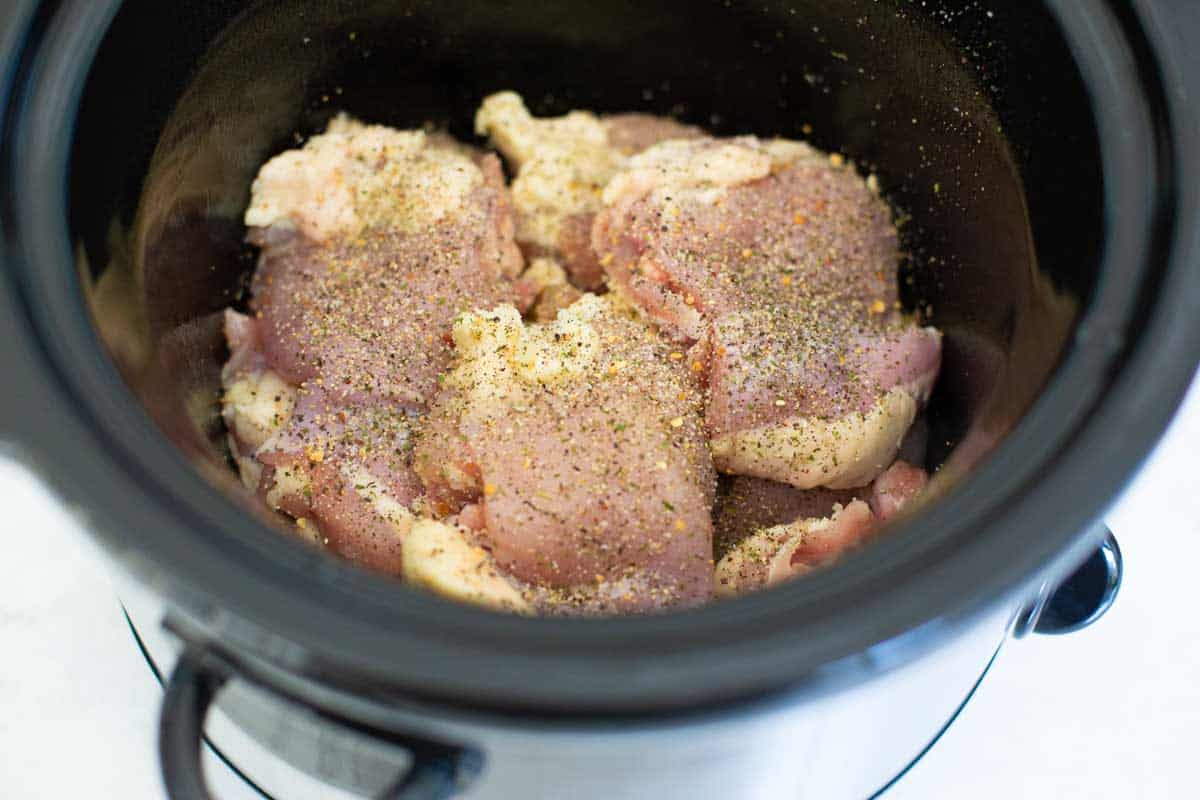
714, 461, 929, 597
594, 136, 941, 489
224, 115, 525, 576
416, 295, 716, 614
475, 91, 701, 290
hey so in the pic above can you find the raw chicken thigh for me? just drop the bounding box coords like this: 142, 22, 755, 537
594, 136, 941, 490
223, 114, 524, 574
416, 295, 716, 614
713, 461, 928, 597
475, 91, 701, 291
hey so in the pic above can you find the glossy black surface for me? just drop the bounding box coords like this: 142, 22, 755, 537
1034, 533, 1123, 635
1, 0, 1197, 716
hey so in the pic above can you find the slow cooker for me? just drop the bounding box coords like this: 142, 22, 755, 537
2, 1, 1197, 798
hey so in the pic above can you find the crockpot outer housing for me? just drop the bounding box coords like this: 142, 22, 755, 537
0, 0, 1197, 719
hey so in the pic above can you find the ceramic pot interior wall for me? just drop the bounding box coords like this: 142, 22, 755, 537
72, 0, 1101, 545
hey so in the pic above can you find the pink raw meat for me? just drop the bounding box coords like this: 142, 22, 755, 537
714, 460, 928, 596
594, 137, 941, 489
227, 133, 525, 576
416, 299, 716, 614
249, 152, 522, 407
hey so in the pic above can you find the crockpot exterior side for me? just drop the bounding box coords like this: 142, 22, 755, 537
2, 1, 1199, 797
1, 0, 1197, 724
119, 573, 1015, 800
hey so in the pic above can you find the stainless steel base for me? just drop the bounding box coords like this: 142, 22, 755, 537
121, 578, 1008, 800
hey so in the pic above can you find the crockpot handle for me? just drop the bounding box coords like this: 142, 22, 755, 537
159, 647, 478, 800
1017, 529, 1123, 636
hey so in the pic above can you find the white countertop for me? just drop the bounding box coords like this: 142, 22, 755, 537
2, 375, 1198, 799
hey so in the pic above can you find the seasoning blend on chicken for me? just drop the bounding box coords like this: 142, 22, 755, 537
594, 136, 941, 491
224, 114, 524, 577
416, 295, 716, 614
221, 93, 942, 614
475, 91, 701, 292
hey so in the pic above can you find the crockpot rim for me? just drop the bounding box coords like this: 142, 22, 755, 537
2, 0, 1197, 715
